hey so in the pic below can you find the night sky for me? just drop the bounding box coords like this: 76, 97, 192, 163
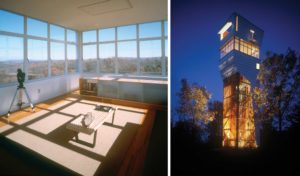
171, 0, 300, 117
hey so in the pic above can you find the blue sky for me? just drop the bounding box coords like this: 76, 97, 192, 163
171, 0, 300, 115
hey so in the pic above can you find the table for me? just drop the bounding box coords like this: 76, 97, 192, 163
66, 106, 117, 147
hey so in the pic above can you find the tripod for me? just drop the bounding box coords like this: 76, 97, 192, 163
7, 86, 35, 117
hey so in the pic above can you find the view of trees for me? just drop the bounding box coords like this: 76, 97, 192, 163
254, 48, 300, 132
140, 58, 162, 75
173, 79, 216, 142
0, 61, 22, 83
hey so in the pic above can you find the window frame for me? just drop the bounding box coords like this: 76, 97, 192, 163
0, 9, 79, 87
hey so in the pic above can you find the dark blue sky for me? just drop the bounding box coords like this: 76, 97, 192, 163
171, 0, 300, 114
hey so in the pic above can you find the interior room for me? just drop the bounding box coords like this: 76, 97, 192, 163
0, 0, 168, 175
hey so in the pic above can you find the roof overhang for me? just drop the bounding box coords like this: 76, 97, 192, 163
218, 22, 232, 35
218, 22, 232, 40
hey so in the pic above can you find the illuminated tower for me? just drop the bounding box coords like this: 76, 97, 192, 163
218, 13, 263, 148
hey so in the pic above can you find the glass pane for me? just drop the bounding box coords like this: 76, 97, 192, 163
99, 43, 115, 73
99, 43, 115, 58
99, 28, 115, 42
117, 41, 137, 74
67, 29, 76, 43
164, 21, 168, 37
51, 42, 65, 76
140, 40, 162, 75
67, 44, 77, 73
50, 25, 65, 41
0, 35, 23, 83
67, 44, 76, 60
51, 42, 64, 60
0, 10, 24, 34
140, 40, 162, 58
118, 41, 137, 58
28, 39, 48, 80
83, 30, 96, 43
27, 18, 47, 38
165, 39, 168, 57
165, 39, 168, 75
83, 44, 97, 72
117, 25, 136, 40
139, 22, 161, 38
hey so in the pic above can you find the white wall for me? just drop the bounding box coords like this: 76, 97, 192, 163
0, 74, 80, 116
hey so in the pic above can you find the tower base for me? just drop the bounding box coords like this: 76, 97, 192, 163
222, 73, 257, 148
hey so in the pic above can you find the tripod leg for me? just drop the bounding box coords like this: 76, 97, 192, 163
7, 88, 19, 117
23, 88, 35, 112
18, 88, 23, 109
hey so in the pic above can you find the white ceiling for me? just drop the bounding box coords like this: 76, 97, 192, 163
0, 0, 168, 31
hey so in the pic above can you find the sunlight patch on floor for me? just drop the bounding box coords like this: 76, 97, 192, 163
65, 97, 78, 101
15, 110, 49, 125
113, 109, 146, 127
0, 98, 150, 175
59, 103, 96, 116
47, 100, 72, 110
0, 124, 13, 133
7, 130, 101, 175
69, 125, 122, 157
79, 99, 148, 114
28, 113, 73, 135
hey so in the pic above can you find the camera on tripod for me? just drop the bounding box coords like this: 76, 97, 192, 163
7, 69, 35, 118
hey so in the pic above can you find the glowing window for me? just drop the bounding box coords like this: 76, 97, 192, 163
220, 37, 234, 58
256, 63, 260, 70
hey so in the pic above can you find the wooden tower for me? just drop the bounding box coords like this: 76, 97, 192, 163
218, 13, 264, 148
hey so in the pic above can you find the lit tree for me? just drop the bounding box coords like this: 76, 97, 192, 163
176, 79, 192, 121
175, 79, 213, 141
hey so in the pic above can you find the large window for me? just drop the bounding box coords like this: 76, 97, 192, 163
28, 39, 48, 80
0, 35, 23, 83
164, 21, 168, 37
82, 20, 168, 76
165, 39, 168, 75
239, 38, 259, 58
220, 38, 234, 58
117, 25, 136, 40
83, 30, 96, 43
50, 24, 64, 41
220, 37, 259, 59
27, 18, 47, 38
99, 43, 115, 73
83, 44, 97, 73
67, 44, 77, 73
0, 10, 24, 34
0, 9, 78, 86
67, 30, 76, 43
51, 42, 65, 76
99, 28, 115, 42
140, 40, 162, 75
118, 41, 137, 74
139, 22, 161, 38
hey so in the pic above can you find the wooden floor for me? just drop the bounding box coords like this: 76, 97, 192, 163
1, 90, 166, 126
0, 90, 167, 175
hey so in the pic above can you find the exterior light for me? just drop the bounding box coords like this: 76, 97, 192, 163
256, 63, 260, 70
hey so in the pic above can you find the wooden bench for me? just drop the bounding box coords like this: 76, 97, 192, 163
66, 106, 117, 147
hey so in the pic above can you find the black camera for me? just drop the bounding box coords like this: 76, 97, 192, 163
17, 68, 25, 88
